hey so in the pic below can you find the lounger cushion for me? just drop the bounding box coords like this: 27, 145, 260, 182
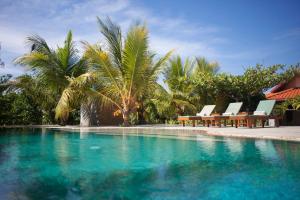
197, 105, 216, 116
224, 102, 243, 116
255, 100, 276, 116
254, 111, 267, 115
223, 112, 234, 116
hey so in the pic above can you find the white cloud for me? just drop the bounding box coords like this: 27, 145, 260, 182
0, 65, 25, 76
0, 26, 27, 54
51, 0, 129, 24
123, 6, 219, 37
150, 35, 217, 58
0, 0, 228, 76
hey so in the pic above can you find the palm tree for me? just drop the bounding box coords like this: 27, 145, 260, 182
55, 18, 172, 126
164, 56, 195, 93
14, 31, 85, 122
195, 57, 219, 75
193, 57, 220, 107
155, 56, 197, 117
152, 56, 220, 120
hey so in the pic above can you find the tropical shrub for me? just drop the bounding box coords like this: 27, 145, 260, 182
147, 56, 219, 122
0, 75, 43, 125
275, 96, 300, 115
193, 64, 289, 112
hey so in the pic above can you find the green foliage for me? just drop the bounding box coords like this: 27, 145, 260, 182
161, 56, 197, 115
142, 99, 162, 124
273, 63, 300, 115
0, 74, 12, 93
275, 96, 300, 116
0, 74, 44, 125
10, 93, 43, 124
14, 31, 85, 94
11, 75, 56, 123
288, 96, 300, 110
0, 92, 43, 125
195, 57, 219, 75
150, 56, 220, 120
128, 112, 139, 125
140, 58, 291, 122
193, 64, 288, 112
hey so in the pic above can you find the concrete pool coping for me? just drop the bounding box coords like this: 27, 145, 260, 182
1, 125, 300, 142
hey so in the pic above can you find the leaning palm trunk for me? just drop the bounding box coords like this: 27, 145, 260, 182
122, 109, 130, 127
80, 103, 101, 127
80, 104, 90, 126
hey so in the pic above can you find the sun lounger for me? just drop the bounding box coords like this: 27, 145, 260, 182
230, 100, 280, 128
202, 102, 243, 127
178, 105, 215, 127
228, 112, 252, 127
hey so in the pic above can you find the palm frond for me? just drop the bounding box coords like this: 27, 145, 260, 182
195, 57, 219, 74
82, 42, 123, 96
26, 34, 52, 54
150, 50, 173, 77
97, 17, 123, 70
123, 25, 149, 100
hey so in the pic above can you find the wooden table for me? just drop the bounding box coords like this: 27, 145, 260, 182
249, 115, 281, 128
229, 115, 253, 128
229, 115, 281, 128
201, 115, 230, 127
177, 116, 202, 127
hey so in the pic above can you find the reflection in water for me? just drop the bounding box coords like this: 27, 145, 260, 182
79, 128, 88, 139
224, 138, 243, 155
255, 140, 279, 161
0, 128, 299, 199
197, 135, 217, 156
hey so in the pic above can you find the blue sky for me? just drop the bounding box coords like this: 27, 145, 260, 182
0, 0, 299, 76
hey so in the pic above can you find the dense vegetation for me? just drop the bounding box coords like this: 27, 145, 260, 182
0, 18, 299, 126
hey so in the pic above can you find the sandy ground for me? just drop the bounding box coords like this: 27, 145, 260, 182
2, 124, 300, 142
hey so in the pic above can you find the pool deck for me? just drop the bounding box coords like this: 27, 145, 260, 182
2, 125, 300, 142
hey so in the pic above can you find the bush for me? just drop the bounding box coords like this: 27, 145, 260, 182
0, 93, 43, 125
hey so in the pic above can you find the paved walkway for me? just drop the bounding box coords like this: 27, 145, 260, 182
3, 124, 300, 142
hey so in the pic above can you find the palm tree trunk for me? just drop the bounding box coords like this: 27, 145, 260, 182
122, 109, 130, 126
80, 103, 101, 127
90, 102, 101, 126
80, 104, 90, 127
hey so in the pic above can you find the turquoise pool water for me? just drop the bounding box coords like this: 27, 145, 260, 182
0, 128, 299, 199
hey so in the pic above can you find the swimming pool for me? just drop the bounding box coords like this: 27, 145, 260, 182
0, 128, 299, 199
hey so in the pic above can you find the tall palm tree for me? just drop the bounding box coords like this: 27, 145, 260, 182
14, 31, 85, 122
55, 18, 172, 126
